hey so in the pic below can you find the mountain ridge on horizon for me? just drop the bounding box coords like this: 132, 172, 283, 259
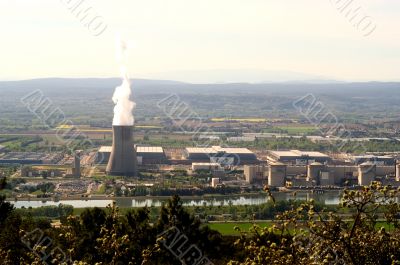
1, 77, 399, 86
1, 68, 397, 84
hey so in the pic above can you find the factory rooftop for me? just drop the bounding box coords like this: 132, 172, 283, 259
136, 146, 164, 153
185, 146, 254, 154
0, 152, 63, 165
184, 146, 258, 165
352, 154, 395, 165
98, 146, 112, 153
268, 150, 330, 164
269, 150, 329, 158
99, 146, 164, 153
97, 146, 167, 165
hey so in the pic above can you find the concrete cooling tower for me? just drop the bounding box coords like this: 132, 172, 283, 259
106, 125, 137, 176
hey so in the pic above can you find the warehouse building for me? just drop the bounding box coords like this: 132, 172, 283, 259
352, 155, 395, 165
184, 146, 258, 165
136, 146, 168, 165
192, 162, 221, 172
267, 150, 330, 165
0, 152, 63, 165
97, 146, 112, 164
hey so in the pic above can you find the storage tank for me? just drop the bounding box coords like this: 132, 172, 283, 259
106, 126, 137, 176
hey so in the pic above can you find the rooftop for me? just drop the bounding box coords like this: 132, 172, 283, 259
0, 152, 62, 163
98, 146, 112, 153
186, 146, 254, 154
136, 146, 164, 153
99, 146, 164, 153
269, 150, 329, 158
192, 162, 221, 166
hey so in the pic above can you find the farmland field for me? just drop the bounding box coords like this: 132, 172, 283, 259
263, 125, 317, 135
210, 118, 267, 123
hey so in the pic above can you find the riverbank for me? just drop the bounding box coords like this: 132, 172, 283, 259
8, 190, 342, 208
7, 192, 269, 201
6, 189, 344, 202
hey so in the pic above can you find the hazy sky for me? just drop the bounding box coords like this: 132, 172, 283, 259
0, 0, 399, 82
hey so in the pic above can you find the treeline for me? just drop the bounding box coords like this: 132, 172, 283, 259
116, 185, 242, 197
2, 178, 400, 264
0, 194, 235, 264
15, 204, 73, 219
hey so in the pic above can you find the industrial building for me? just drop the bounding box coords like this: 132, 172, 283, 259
267, 150, 330, 165
97, 146, 112, 164
244, 162, 400, 188
211, 178, 221, 187
20, 167, 63, 178
352, 155, 395, 165
0, 152, 63, 165
136, 146, 168, 165
98, 145, 167, 165
244, 165, 267, 183
192, 162, 221, 172
184, 146, 258, 165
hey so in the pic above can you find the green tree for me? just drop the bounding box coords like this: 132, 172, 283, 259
229, 183, 400, 265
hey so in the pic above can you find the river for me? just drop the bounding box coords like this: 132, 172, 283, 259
10, 191, 342, 208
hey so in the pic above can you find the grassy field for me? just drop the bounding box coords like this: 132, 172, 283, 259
262, 125, 317, 135
210, 118, 267, 123
276, 125, 316, 134
207, 222, 272, 235
207, 221, 397, 235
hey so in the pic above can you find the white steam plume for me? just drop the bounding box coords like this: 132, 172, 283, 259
112, 38, 135, 126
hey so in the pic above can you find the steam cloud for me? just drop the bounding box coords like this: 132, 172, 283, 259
112, 39, 135, 126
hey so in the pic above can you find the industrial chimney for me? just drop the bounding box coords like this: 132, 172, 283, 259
73, 150, 81, 178
106, 125, 137, 176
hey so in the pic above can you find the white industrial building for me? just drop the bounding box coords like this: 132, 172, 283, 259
192, 162, 222, 172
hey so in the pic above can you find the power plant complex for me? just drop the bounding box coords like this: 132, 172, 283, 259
244, 161, 400, 188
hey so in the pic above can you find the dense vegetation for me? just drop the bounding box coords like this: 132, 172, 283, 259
2, 176, 400, 264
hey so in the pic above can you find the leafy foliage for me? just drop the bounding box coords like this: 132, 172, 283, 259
2, 184, 400, 264
229, 182, 400, 265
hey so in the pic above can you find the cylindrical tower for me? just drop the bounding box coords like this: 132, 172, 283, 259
268, 162, 286, 187
396, 161, 400, 182
73, 150, 81, 177
307, 162, 325, 185
106, 126, 137, 176
358, 162, 376, 186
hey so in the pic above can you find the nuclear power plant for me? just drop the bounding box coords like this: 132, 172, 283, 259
106, 125, 138, 177
244, 162, 400, 188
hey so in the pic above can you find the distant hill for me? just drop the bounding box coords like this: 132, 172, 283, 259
140, 69, 338, 83
1, 78, 399, 96
1, 78, 400, 122
0, 78, 186, 89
